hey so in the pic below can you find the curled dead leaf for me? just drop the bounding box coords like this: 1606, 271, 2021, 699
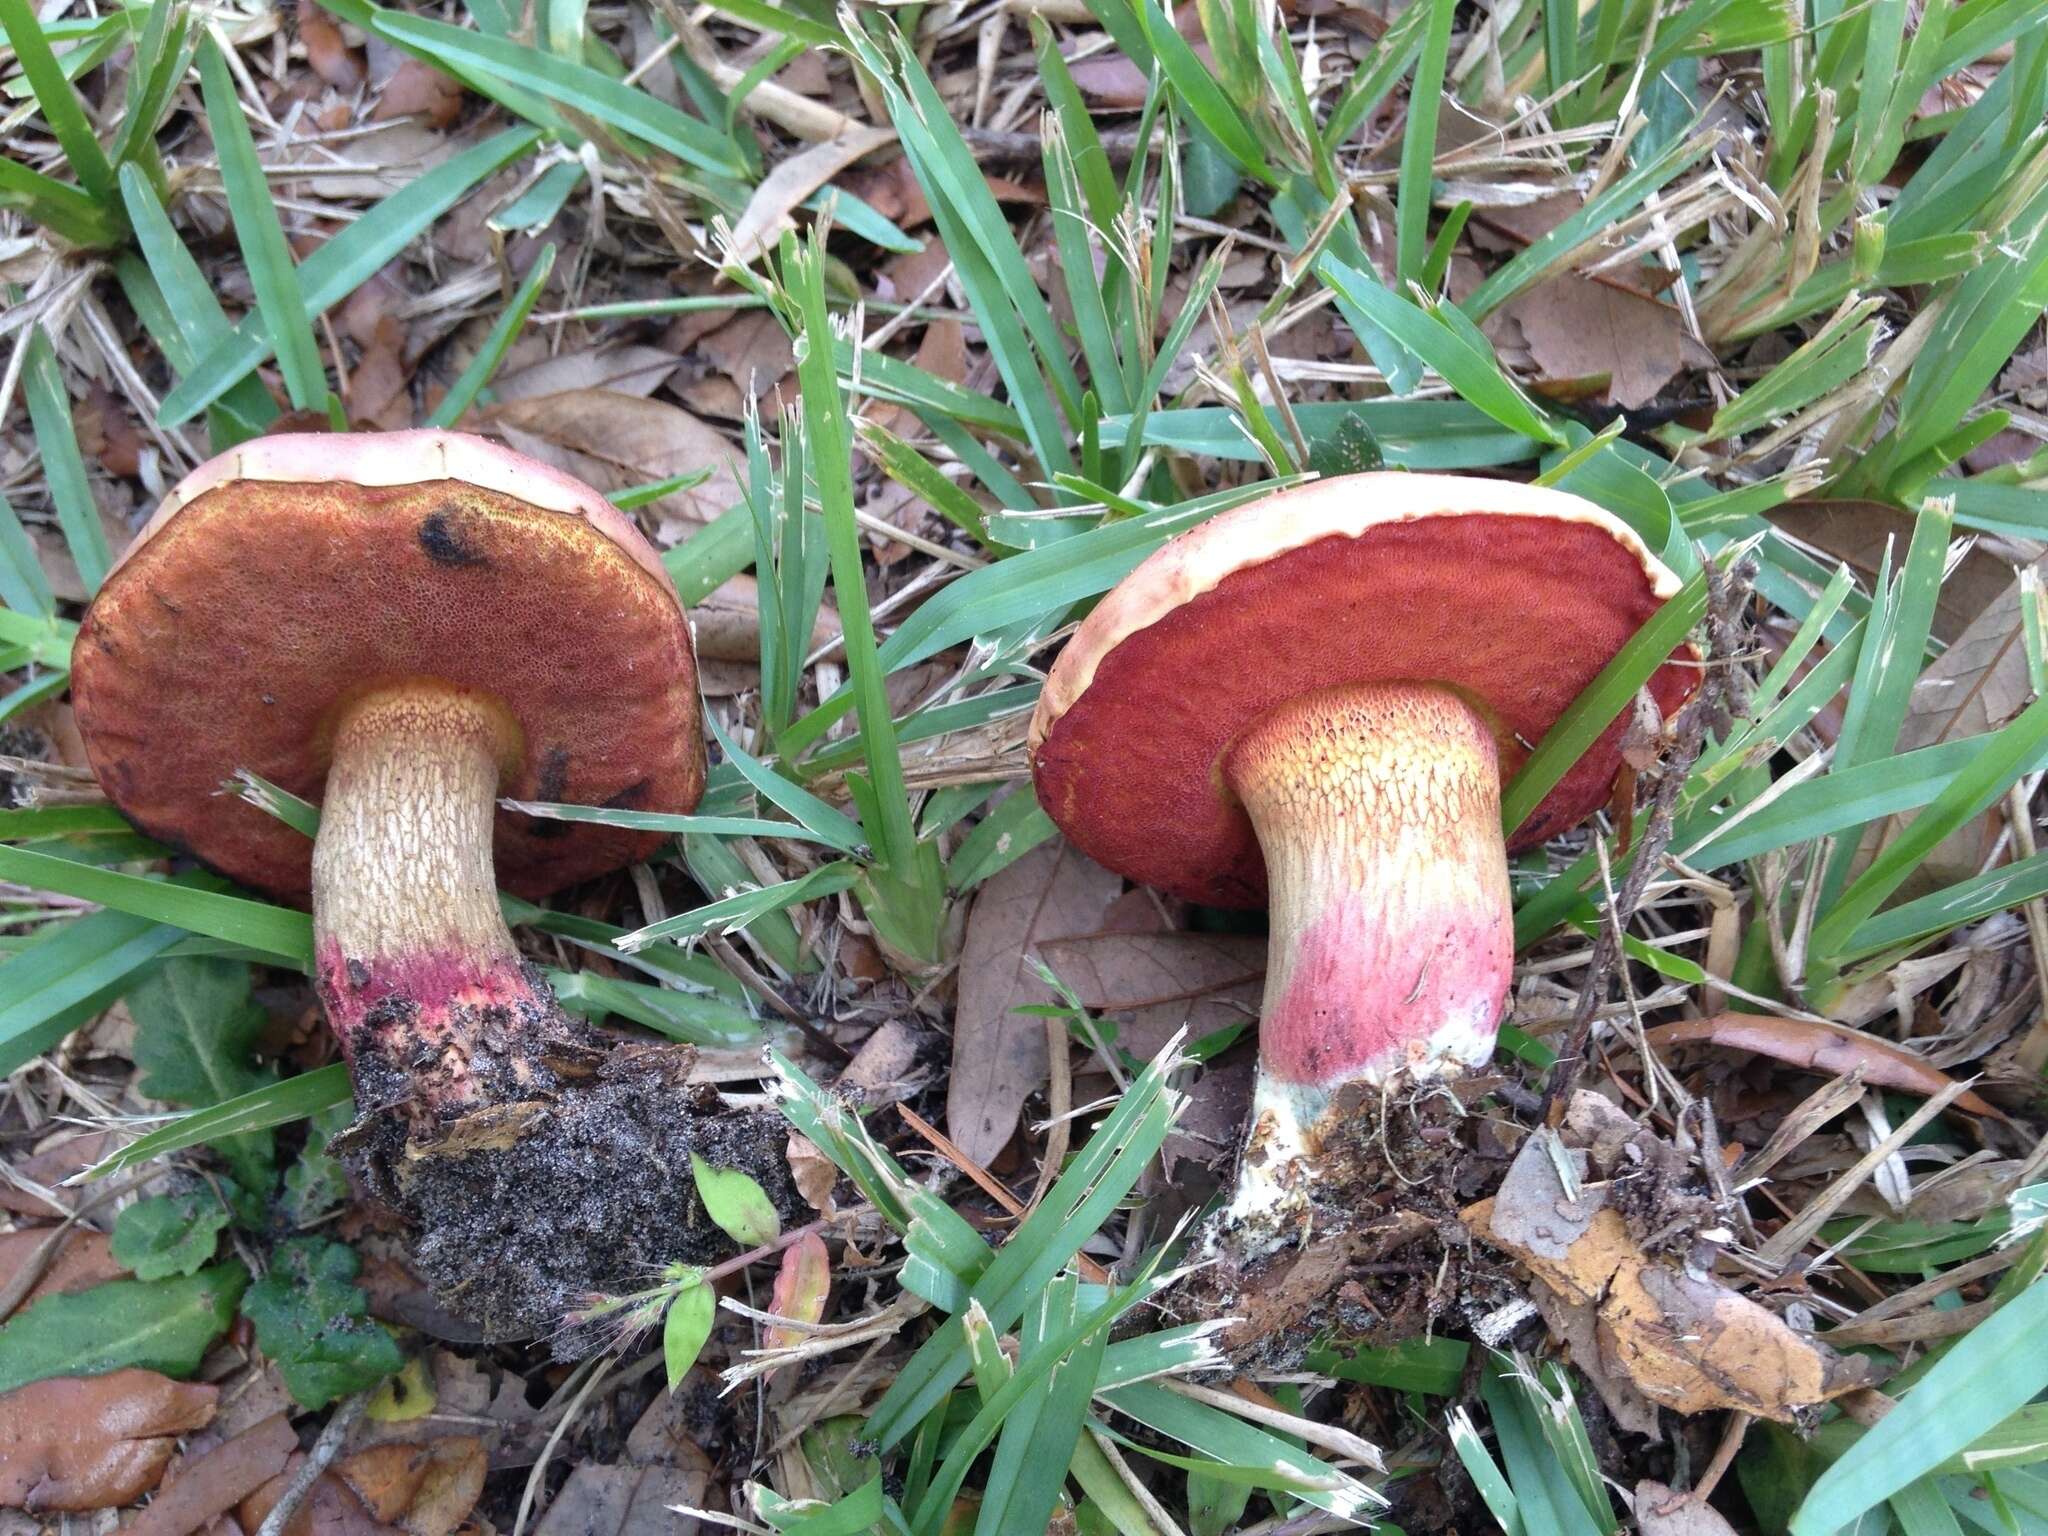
1643, 1014, 2009, 1122
726, 126, 898, 268
1634, 1480, 1742, 1535
764, 1233, 832, 1356
1466, 1120, 1874, 1424
784, 1135, 839, 1217
0, 1370, 217, 1512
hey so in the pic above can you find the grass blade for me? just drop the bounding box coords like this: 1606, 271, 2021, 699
428, 244, 557, 427
1396, 0, 1456, 285
197, 38, 328, 415
1791, 1279, 2048, 1534
22, 327, 113, 596
84, 1065, 354, 1180
158, 128, 542, 425
0, 847, 312, 967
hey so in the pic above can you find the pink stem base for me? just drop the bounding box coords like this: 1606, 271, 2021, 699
1220, 681, 1514, 1228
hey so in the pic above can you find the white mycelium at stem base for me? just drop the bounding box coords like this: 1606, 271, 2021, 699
311, 680, 559, 1122
1220, 681, 1513, 1231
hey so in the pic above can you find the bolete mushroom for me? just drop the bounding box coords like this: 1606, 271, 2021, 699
1029, 473, 1695, 1240
72, 430, 782, 1337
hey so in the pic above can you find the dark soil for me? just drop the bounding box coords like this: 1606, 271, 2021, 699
337, 975, 800, 1347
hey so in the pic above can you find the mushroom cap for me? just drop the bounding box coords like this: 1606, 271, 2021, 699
1028, 472, 1696, 908
72, 430, 707, 902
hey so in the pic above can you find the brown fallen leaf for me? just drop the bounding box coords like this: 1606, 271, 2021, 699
947, 841, 1123, 1165
346, 313, 414, 433
866, 319, 972, 560
352, 1351, 541, 1471
691, 574, 843, 663
1491, 273, 1712, 410
837, 1018, 927, 1108
532, 1464, 707, 1536
371, 59, 466, 129
332, 1438, 486, 1536
128, 1411, 298, 1536
1035, 930, 1265, 1171
242, 1454, 400, 1536
1068, 54, 1152, 108
870, 315, 964, 442
1770, 501, 2021, 645
74, 382, 147, 479
1884, 556, 2045, 888
0, 1228, 127, 1317
841, 156, 931, 237
1467, 1130, 1873, 1422
489, 347, 681, 403
1602, 1258, 1871, 1418
693, 311, 796, 414
1525, 1274, 1661, 1435
0, 1371, 217, 1512
300, 4, 366, 89
1643, 1014, 2009, 1122
623, 1390, 720, 1475
785, 1134, 839, 1216
483, 392, 740, 539
1033, 931, 1265, 1062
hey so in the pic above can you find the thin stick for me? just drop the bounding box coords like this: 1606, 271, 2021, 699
897, 1103, 1111, 1283
254, 1391, 370, 1536
1652, 1411, 1751, 1515
1543, 556, 1756, 1118
513, 1359, 609, 1536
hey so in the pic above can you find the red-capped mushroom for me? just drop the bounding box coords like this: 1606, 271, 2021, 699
70, 431, 780, 1338
1029, 473, 1694, 1238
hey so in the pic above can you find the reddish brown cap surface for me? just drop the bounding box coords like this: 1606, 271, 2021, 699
72, 430, 707, 901
1029, 472, 1696, 908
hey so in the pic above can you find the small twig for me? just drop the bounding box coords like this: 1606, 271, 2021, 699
254, 1390, 370, 1536
959, 124, 1153, 163
702, 1216, 836, 1288
1542, 555, 1757, 1119
706, 934, 852, 1062
513, 1359, 608, 1536
896, 1103, 1111, 1283
1653, 1411, 1751, 1515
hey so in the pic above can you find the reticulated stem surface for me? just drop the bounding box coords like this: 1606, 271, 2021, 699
311, 681, 546, 1116
1222, 682, 1512, 1215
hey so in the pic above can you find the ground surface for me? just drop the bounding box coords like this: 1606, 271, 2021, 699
2, 0, 2048, 1533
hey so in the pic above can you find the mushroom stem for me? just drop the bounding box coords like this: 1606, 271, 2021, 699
311, 680, 562, 1124
1220, 682, 1513, 1228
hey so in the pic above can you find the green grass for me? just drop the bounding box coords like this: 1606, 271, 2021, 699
3, 0, 2048, 1530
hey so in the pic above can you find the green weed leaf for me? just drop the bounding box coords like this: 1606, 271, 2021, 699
242, 1238, 405, 1409
691, 1153, 782, 1247
664, 1270, 715, 1389
111, 1192, 233, 1280
0, 1264, 248, 1394
128, 957, 279, 1193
